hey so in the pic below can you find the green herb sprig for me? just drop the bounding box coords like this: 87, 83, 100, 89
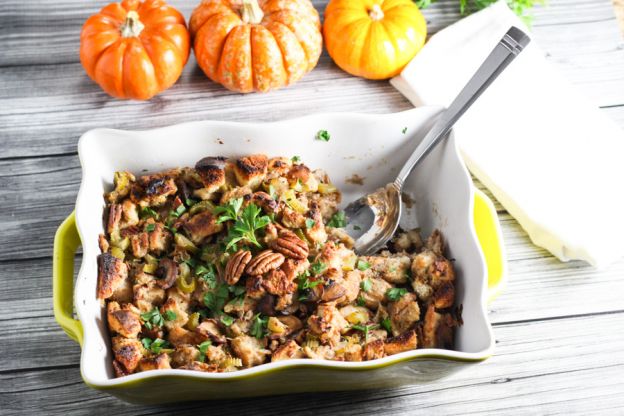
327, 211, 346, 228
386, 287, 408, 302
140, 308, 176, 330
350, 323, 379, 343
141, 337, 171, 354
250, 314, 268, 339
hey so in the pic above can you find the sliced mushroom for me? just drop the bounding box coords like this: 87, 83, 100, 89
154, 258, 178, 289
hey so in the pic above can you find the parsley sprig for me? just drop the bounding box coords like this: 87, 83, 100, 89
140, 308, 176, 330
141, 337, 171, 354
214, 198, 243, 224
386, 287, 408, 301
350, 323, 379, 343
197, 340, 212, 363
250, 313, 268, 339
215, 199, 271, 251
381, 317, 392, 333
327, 211, 346, 228
316, 129, 331, 142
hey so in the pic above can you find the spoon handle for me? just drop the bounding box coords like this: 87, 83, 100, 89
394, 26, 530, 189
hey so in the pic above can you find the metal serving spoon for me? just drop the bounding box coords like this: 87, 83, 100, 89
345, 26, 531, 255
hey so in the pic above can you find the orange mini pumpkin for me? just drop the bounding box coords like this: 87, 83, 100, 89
190, 0, 322, 93
323, 0, 427, 80
80, 0, 190, 100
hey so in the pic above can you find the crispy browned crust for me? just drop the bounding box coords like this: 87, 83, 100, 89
112, 359, 131, 377
250, 191, 278, 213
107, 204, 122, 235
112, 336, 143, 373
433, 281, 455, 309
183, 211, 222, 244
363, 339, 386, 360
384, 330, 418, 356
142, 176, 178, 199
422, 304, 455, 349
107, 302, 141, 338
138, 353, 171, 372
267, 157, 291, 175
97, 253, 128, 300
263, 268, 297, 296
234, 154, 268, 187
287, 164, 312, 184
195, 157, 226, 191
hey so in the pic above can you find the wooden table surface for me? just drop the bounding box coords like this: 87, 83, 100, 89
2, 0, 624, 414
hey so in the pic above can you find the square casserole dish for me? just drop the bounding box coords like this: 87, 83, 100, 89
53, 106, 506, 404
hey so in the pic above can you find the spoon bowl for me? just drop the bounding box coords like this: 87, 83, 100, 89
344, 26, 530, 254
345, 183, 402, 255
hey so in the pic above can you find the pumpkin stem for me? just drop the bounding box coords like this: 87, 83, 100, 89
369, 4, 385, 21
120, 10, 145, 38
241, 0, 264, 24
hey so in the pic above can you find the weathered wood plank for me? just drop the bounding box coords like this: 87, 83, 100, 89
2, 312, 623, 415
2, 0, 624, 158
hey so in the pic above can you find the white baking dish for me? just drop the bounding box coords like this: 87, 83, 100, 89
53, 107, 503, 404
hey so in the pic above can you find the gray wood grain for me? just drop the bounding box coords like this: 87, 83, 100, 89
2, 0, 624, 413
2, 313, 623, 416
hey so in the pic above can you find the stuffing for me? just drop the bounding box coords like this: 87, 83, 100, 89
99, 155, 459, 377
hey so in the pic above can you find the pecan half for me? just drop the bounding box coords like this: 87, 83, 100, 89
225, 250, 252, 285
245, 250, 285, 276
270, 231, 309, 260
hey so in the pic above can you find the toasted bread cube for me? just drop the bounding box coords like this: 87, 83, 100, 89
107, 302, 141, 338
138, 353, 171, 372
384, 330, 418, 356
97, 253, 131, 301
234, 154, 268, 189
183, 211, 222, 244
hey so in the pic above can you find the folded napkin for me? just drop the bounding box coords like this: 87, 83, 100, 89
391, 0, 624, 268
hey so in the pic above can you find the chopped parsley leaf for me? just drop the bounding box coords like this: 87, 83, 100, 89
350, 323, 379, 342
357, 259, 371, 271
214, 198, 243, 224
220, 314, 235, 326
310, 261, 327, 276
140, 207, 159, 220
305, 218, 316, 229
140, 307, 175, 330
402, 127, 407, 134
381, 317, 392, 333
316, 129, 331, 142
146, 223, 156, 232
197, 340, 212, 362
327, 211, 346, 228
386, 287, 408, 301
291, 155, 301, 163
250, 313, 268, 339
141, 337, 170, 354
360, 278, 372, 293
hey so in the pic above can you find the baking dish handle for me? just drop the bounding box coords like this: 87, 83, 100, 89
53, 212, 84, 346
473, 188, 507, 304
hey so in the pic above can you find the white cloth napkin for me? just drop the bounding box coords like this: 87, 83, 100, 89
391, 0, 624, 268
